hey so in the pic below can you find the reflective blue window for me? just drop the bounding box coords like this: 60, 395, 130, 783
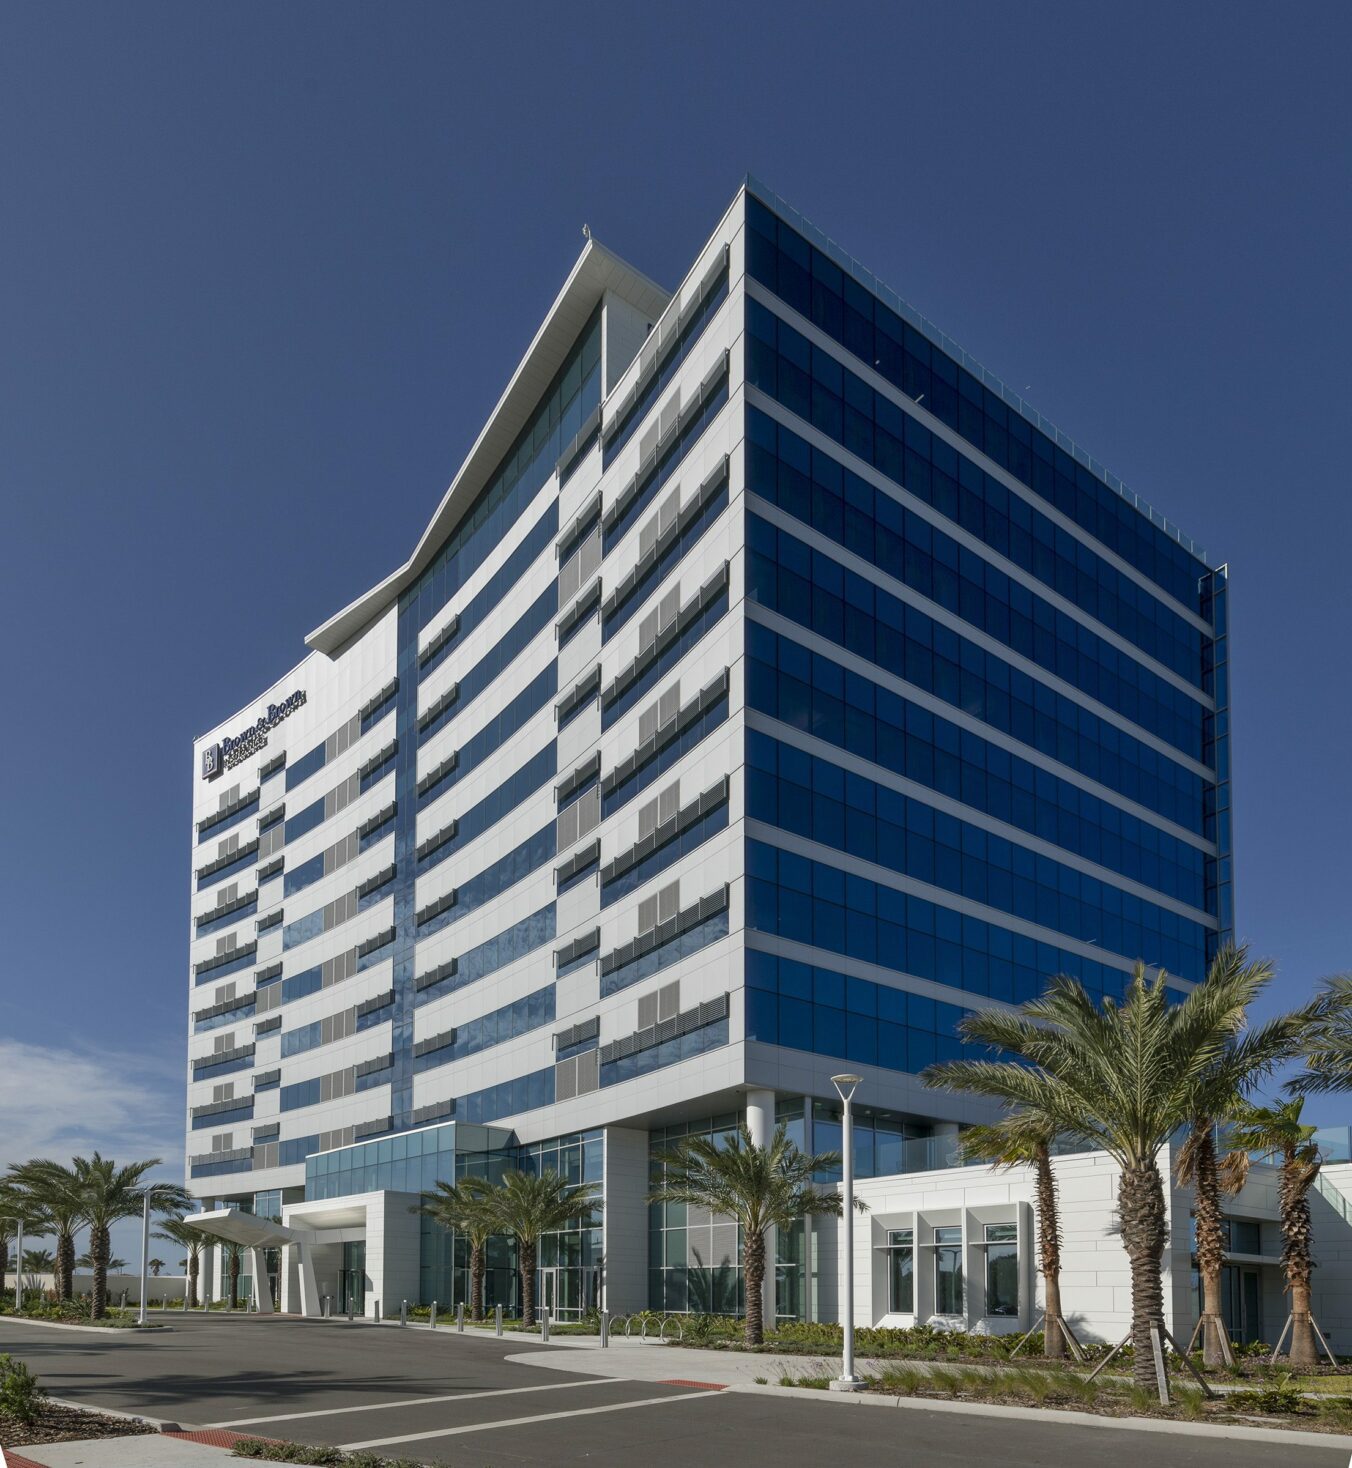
747, 514, 1209, 822
745, 197, 1209, 610
747, 624, 1210, 909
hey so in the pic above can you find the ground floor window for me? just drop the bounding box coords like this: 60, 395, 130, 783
934, 1226, 962, 1315
887, 1228, 913, 1312
983, 1223, 1018, 1317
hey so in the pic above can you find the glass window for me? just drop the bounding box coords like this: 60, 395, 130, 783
934, 1226, 963, 1315
887, 1228, 913, 1313
984, 1222, 1018, 1317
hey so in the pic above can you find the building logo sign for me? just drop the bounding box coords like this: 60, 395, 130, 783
203, 689, 308, 780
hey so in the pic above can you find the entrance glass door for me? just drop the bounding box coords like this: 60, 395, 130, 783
1219, 1264, 1263, 1345
340, 1241, 367, 1315
538, 1267, 558, 1318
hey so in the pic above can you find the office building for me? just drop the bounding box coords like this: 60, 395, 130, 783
186, 178, 1230, 1323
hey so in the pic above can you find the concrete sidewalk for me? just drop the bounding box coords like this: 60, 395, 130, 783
505, 1336, 859, 1386
4, 1431, 250, 1467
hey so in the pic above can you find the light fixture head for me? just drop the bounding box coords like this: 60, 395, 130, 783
831, 1073, 863, 1101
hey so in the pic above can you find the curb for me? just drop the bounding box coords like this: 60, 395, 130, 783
0, 1318, 162, 1337
728, 1381, 1352, 1448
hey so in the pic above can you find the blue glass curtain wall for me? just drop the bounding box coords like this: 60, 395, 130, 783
744, 195, 1208, 610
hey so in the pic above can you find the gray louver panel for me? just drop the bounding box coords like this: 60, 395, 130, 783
419, 613, 461, 668
416, 957, 458, 992
555, 1015, 600, 1050
555, 927, 600, 970
191, 1096, 254, 1120
600, 778, 730, 888
601, 459, 729, 625
602, 670, 729, 799
554, 838, 600, 887
601, 563, 729, 711
417, 751, 458, 797
600, 885, 729, 976
598, 992, 728, 1067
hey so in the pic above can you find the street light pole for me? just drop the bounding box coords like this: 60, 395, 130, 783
830, 1073, 864, 1392
14, 1218, 24, 1313
138, 1189, 151, 1327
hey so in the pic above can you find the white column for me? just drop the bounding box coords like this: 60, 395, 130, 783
250, 1248, 274, 1313
296, 1243, 319, 1317
746, 1088, 777, 1330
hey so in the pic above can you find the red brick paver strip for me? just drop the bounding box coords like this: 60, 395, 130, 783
167, 1429, 279, 1448
658, 1379, 729, 1390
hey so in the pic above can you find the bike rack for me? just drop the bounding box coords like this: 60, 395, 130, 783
659, 1315, 685, 1343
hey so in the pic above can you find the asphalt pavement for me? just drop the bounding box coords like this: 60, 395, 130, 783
1, 1314, 1346, 1466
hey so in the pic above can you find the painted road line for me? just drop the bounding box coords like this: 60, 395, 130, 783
339, 1388, 720, 1450
204, 1376, 616, 1428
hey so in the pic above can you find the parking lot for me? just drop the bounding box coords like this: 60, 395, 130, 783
2, 1314, 1347, 1466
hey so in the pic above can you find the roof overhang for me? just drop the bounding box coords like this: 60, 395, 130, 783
183, 1208, 304, 1250
305, 238, 670, 656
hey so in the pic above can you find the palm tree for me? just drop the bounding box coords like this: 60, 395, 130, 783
1171, 946, 1320, 1367
922, 960, 1273, 1396
488, 1170, 600, 1328
70, 1156, 190, 1318
155, 1219, 207, 1308
148, 1258, 166, 1277
956, 1114, 1074, 1360
8, 1160, 84, 1300
0, 1182, 53, 1304
22, 1248, 55, 1279
1288, 975, 1352, 1096
1223, 1098, 1324, 1366
223, 1240, 244, 1309
77, 1253, 128, 1271
648, 1123, 849, 1346
416, 1179, 498, 1321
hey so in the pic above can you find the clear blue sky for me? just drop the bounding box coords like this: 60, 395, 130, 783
2, 0, 1349, 1212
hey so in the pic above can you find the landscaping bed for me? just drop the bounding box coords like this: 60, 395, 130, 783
233, 1441, 432, 1465
764, 1357, 1352, 1435
0, 1353, 156, 1450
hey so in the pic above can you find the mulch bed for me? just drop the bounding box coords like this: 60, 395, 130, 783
0, 1401, 158, 1449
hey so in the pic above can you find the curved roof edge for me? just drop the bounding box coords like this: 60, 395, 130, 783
306, 238, 671, 656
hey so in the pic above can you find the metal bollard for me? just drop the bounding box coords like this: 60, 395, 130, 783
457, 1302, 465, 1333
429, 1300, 438, 1331
600, 1310, 610, 1348
119, 1291, 127, 1311
495, 1304, 503, 1337
400, 1300, 408, 1327
541, 1308, 550, 1343
323, 1295, 331, 1318
374, 1300, 381, 1324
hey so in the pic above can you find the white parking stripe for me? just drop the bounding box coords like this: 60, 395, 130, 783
340, 1387, 720, 1450
204, 1375, 615, 1427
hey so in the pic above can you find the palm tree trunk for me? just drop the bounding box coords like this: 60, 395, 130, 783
520, 1240, 537, 1328
470, 1242, 485, 1321
1281, 1154, 1318, 1366
1034, 1144, 1065, 1359
1190, 1126, 1231, 1367
229, 1252, 240, 1309
1118, 1163, 1169, 1395
188, 1252, 199, 1310
58, 1231, 75, 1301
91, 1226, 110, 1320
744, 1228, 766, 1346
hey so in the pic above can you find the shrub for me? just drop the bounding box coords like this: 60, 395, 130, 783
1229, 1381, 1309, 1415
0, 1354, 45, 1425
